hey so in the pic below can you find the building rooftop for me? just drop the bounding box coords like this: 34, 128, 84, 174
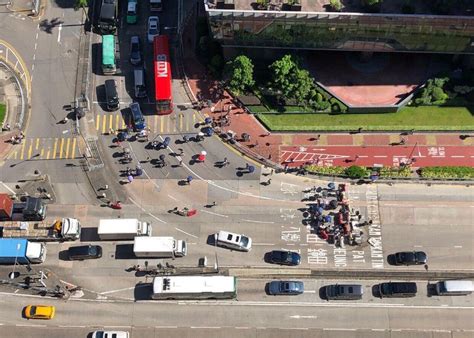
208, 0, 474, 16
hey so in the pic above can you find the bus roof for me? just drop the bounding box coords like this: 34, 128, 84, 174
153, 276, 236, 294
153, 35, 172, 101
102, 35, 115, 65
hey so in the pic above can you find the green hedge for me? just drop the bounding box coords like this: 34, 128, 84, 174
304, 165, 346, 176
0, 103, 5, 126
420, 166, 474, 179
379, 166, 412, 178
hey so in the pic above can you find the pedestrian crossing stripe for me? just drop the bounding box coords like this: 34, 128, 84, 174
7, 137, 80, 160
94, 112, 202, 134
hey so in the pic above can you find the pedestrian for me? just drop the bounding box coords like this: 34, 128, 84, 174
109, 128, 115, 135
186, 176, 193, 185
127, 175, 134, 183
178, 148, 184, 156
62, 117, 68, 124
245, 163, 250, 170
211, 201, 216, 207
358, 127, 362, 133
266, 178, 272, 186
178, 159, 183, 167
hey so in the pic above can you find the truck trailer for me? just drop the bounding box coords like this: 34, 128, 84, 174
133, 236, 187, 258
98, 218, 151, 240
0, 194, 46, 221
0, 218, 81, 242
0, 238, 46, 264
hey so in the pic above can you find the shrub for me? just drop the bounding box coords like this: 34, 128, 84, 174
379, 166, 412, 178
345, 166, 369, 179
420, 166, 474, 179
305, 165, 346, 176
316, 92, 323, 103
329, 0, 342, 11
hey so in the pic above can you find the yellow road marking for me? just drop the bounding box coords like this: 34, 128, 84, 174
71, 137, 77, 158
27, 140, 33, 159
20, 139, 26, 159
10, 151, 17, 160
102, 114, 107, 134
96, 115, 100, 131
35, 138, 40, 150
109, 114, 113, 131
160, 117, 164, 133
65, 138, 71, 159
179, 113, 183, 130
52, 138, 58, 159
115, 114, 121, 130
40, 148, 44, 158
59, 138, 65, 158
46, 149, 51, 160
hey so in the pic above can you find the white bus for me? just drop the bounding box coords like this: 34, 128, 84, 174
152, 276, 237, 300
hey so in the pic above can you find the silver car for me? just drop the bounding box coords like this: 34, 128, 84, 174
147, 16, 159, 43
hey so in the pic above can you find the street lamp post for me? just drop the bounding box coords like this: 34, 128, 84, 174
9, 243, 21, 279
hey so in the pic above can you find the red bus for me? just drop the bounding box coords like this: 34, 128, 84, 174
153, 35, 173, 115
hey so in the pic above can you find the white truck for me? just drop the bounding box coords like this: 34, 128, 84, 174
133, 236, 187, 258
98, 218, 151, 240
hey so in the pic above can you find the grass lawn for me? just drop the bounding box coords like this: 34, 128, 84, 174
0, 103, 5, 126
257, 106, 474, 131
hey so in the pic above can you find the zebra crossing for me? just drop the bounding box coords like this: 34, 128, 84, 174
95, 111, 204, 135
7, 137, 79, 161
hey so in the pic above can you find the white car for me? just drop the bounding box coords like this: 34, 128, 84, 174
147, 16, 160, 43
92, 331, 129, 338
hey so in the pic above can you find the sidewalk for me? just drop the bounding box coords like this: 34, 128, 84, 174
182, 41, 474, 169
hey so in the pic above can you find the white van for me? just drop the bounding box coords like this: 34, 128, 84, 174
216, 231, 252, 252
134, 68, 147, 98
435, 280, 473, 296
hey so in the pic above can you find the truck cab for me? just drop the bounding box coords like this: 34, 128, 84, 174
15, 197, 46, 221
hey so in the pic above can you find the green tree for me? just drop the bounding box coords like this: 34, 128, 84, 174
329, 0, 342, 11
345, 166, 369, 179
74, 0, 88, 12
224, 55, 255, 95
269, 55, 314, 103
363, 0, 382, 5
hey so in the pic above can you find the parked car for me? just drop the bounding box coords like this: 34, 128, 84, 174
68, 244, 102, 260
323, 284, 363, 300
129, 35, 142, 65
379, 282, 417, 298
23, 305, 55, 319
268, 281, 304, 295
92, 331, 129, 338
147, 16, 159, 43
392, 251, 427, 266
268, 250, 301, 266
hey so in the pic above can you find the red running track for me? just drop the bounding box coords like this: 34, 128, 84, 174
280, 145, 474, 168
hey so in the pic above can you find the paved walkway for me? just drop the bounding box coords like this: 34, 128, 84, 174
184, 65, 474, 169
181, 30, 474, 169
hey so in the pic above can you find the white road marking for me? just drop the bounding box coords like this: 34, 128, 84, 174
454, 245, 463, 248
252, 243, 275, 246
451, 156, 465, 158
174, 227, 198, 238
374, 156, 387, 158
200, 209, 228, 218
128, 197, 166, 224
167, 194, 178, 201
241, 219, 275, 224
0, 181, 16, 194
190, 327, 220, 329
100, 287, 135, 295
57, 23, 62, 43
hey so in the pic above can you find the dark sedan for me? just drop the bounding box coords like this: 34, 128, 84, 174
268, 250, 301, 266
268, 281, 304, 295
392, 251, 427, 266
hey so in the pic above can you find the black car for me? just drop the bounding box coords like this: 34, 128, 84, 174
268, 250, 301, 266
129, 35, 142, 65
392, 251, 427, 266
379, 282, 417, 298
68, 245, 102, 261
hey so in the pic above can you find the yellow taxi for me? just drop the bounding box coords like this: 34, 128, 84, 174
23, 305, 55, 319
